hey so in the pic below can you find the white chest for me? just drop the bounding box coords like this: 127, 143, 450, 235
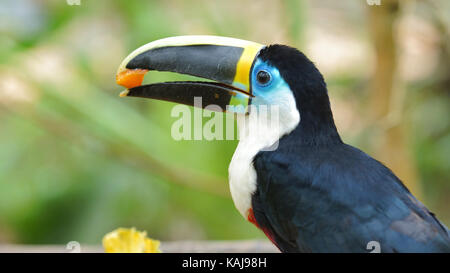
228, 105, 299, 218
228, 134, 259, 219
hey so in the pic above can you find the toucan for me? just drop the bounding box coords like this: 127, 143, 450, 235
116, 36, 450, 253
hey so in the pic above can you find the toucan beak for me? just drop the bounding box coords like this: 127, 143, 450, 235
116, 35, 264, 113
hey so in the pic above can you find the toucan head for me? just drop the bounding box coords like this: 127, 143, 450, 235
116, 35, 339, 144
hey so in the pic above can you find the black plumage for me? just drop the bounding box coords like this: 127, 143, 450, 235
251, 45, 450, 252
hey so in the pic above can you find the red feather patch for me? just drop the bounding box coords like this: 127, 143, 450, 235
247, 208, 278, 247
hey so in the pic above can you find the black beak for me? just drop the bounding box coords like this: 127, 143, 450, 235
116, 35, 264, 113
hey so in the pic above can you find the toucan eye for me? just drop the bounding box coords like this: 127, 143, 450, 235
256, 70, 271, 85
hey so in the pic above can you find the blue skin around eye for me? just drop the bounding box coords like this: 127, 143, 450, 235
251, 59, 292, 107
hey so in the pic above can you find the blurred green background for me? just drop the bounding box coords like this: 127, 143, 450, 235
0, 0, 448, 244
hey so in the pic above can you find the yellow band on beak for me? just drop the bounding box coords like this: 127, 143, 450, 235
233, 44, 263, 93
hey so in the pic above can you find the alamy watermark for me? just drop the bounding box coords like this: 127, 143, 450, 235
170, 97, 281, 151
66, 241, 81, 253
366, 0, 381, 5
367, 241, 381, 253
66, 0, 81, 5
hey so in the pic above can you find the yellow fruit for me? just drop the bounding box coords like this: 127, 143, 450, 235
102, 227, 161, 253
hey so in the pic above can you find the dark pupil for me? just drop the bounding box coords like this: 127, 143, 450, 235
257, 70, 270, 84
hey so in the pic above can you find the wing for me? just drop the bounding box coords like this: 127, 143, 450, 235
252, 144, 450, 253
